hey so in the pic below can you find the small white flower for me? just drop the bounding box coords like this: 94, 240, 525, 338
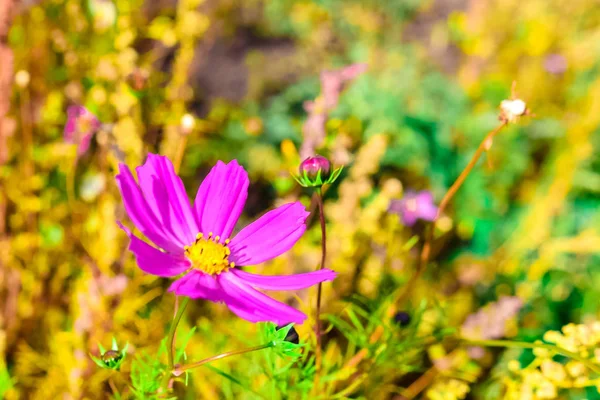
500, 99, 528, 122
180, 113, 196, 135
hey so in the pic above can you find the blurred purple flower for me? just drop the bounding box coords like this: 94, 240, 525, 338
320, 63, 368, 110
300, 63, 367, 159
388, 190, 438, 226
116, 154, 336, 325
64, 105, 101, 156
461, 296, 523, 358
544, 54, 567, 75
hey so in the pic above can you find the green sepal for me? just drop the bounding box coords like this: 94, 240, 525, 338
90, 337, 129, 370
262, 322, 303, 358
293, 166, 343, 188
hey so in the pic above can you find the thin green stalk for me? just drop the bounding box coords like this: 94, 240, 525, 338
168, 297, 189, 370
173, 343, 274, 375
160, 296, 190, 391
462, 338, 600, 374
314, 188, 326, 374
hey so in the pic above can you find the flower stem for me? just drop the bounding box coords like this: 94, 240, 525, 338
160, 296, 189, 391
314, 188, 327, 375
173, 342, 274, 374
168, 297, 189, 370
173, 134, 188, 174
461, 338, 600, 375
390, 121, 508, 312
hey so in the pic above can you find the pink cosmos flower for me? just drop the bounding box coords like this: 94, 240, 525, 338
64, 105, 101, 156
388, 190, 438, 227
116, 154, 336, 325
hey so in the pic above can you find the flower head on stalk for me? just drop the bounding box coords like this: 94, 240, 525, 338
388, 190, 438, 227
90, 337, 128, 370
294, 155, 342, 188
64, 105, 101, 156
499, 81, 532, 123
116, 154, 336, 325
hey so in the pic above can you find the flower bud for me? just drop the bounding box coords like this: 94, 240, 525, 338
101, 350, 122, 366
294, 155, 343, 188
281, 325, 299, 344
91, 337, 128, 370
393, 311, 411, 327
499, 99, 528, 123
299, 155, 331, 181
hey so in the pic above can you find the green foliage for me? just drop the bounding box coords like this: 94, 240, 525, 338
0, 361, 13, 399
130, 329, 195, 400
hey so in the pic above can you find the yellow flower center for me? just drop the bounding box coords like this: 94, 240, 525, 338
184, 232, 234, 275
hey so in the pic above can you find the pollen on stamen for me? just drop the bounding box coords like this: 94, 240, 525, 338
224, 239, 230, 245
185, 232, 234, 275
230, 262, 235, 267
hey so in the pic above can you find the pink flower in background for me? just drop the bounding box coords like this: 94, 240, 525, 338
64, 105, 101, 156
388, 190, 438, 226
544, 54, 568, 75
461, 296, 523, 340
116, 154, 336, 325
320, 63, 368, 110
300, 63, 367, 159
461, 296, 523, 358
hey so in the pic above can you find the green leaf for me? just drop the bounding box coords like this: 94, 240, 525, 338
0, 361, 13, 398
204, 365, 263, 398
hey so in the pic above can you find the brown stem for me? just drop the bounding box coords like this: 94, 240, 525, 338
390, 121, 508, 313
173, 134, 188, 174
108, 378, 119, 396
314, 188, 327, 374
304, 192, 319, 226
401, 365, 439, 399
173, 343, 273, 375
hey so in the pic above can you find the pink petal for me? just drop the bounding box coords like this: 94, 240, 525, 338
231, 268, 336, 291
168, 271, 224, 302
136, 154, 198, 245
417, 203, 438, 222
388, 199, 403, 214
416, 191, 438, 221
229, 202, 308, 266
401, 209, 419, 226
77, 133, 93, 156
64, 117, 76, 142
218, 272, 307, 325
115, 163, 185, 253
193, 160, 249, 241
118, 222, 190, 277
415, 191, 434, 205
